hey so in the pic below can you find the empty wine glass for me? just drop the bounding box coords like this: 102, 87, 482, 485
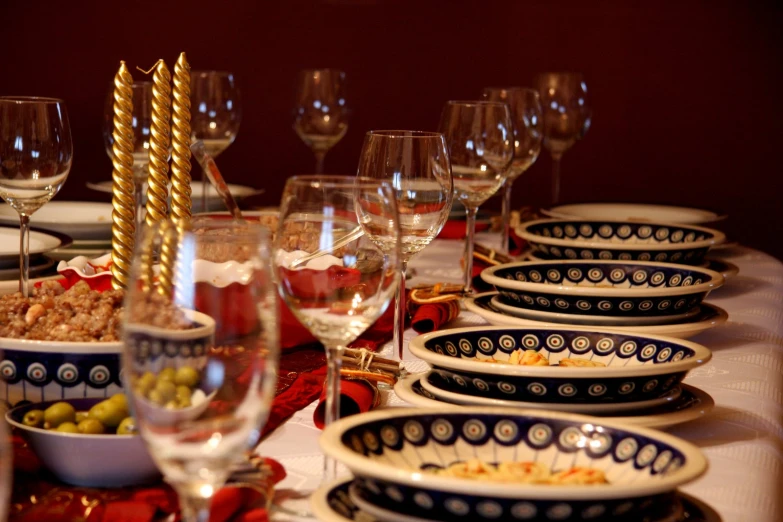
293, 69, 350, 173
191, 71, 242, 211
274, 175, 399, 478
439, 101, 514, 293
122, 218, 279, 522
358, 131, 452, 360
534, 72, 591, 205
103, 81, 153, 229
0, 97, 72, 296
481, 87, 543, 252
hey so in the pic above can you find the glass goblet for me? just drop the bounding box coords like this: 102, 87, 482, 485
191, 71, 242, 211
534, 72, 591, 205
357, 130, 452, 360
0, 97, 72, 296
103, 81, 153, 229
438, 101, 514, 293
122, 218, 279, 522
273, 175, 399, 478
481, 87, 543, 252
293, 69, 350, 174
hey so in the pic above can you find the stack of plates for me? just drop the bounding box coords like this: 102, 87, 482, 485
0, 226, 72, 295
400, 325, 715, 430
0, 202, 114, 262
315, 407, 710, 522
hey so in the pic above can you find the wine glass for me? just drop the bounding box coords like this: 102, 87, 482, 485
0, 414, 9, 522
481, 87, 543, 252
191, 71, 242, 211
0, 97, 72, 297
274, 175, 399, 477
122, 218, 279, 522
534, 72, 591, 205
103, 81, 153, 229
357, 131, 452, 360
293, 69, 350, 174
438, 101, 514, 293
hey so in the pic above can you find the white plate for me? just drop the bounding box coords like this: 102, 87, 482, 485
0, 256, 57, 281
86, 181, 264, 212
394, 374, 714, 430
47, 248, 111, 262
704, 259, 739, 279
542, 203, 726, 225
0, 275, 62, 296
490, 294, 700, 326
0, 202, 113, 240
420, 371, 683, 414
464, 292, 728, 340
0, 227, 71, 268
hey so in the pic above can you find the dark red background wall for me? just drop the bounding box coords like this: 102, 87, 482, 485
3, 0, 782, 258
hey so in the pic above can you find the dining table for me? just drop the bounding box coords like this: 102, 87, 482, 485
260, 235, 782, 522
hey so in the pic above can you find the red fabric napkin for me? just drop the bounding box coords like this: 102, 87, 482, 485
436, 219, 491, 239
312, 378, 377, 429
408, 299, 460, 333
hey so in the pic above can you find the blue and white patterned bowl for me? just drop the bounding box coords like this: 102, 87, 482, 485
6, 398, 159, 487
408, 326, 711, 404
482, 260, 723, 319
516, 219, 725, 265
320, 408, 707, 522
0, 311, 215, 408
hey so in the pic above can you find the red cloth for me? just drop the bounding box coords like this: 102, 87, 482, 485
312, 378, 376, 429
436, 219, 491, 239
408, 299, 460, 333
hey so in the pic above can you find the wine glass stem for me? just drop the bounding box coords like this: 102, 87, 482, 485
551, 153, 563, 205
394, 261, 408, 360
176, 490, 212, 522
501, 181, 514, 254
134, 179, 145, 232
314, 151, 326, 174
463, 206, 478, 294
323, 343, 344, 479
18, 214, 30, 297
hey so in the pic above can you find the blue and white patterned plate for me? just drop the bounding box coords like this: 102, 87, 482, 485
320, 408, 707, 522
420, 371, 683, 414
408, 325, 710, 404
482, 260, 723, 318
465, 292, 729, 340
311, 478, 718, 522
516, 219, 725, 265
394, 374, 715, 430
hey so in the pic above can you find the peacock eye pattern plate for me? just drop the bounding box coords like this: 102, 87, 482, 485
342, 413, 687, 522
524, 221, 716, 265
492, 263, 711, 317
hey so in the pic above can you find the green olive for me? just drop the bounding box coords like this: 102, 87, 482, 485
109, 393, 129, 410
55, 422, 80, 434
175, 385, 192, 402
77, 418, 105, 434
88, 399, 128, 428
75, 411, 89, 423
136, 372, 157, 396
155, 380, 177, 402
174, 366, 200, 388
164, 400, 179, 410
22, 410, 45, 428
43, 402, 76, 429
147, 389, 165, 406
116, 416, 136, 435
177, 396, 192, 408
158, 368, 177, 383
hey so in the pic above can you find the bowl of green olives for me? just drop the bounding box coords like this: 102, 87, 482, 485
5, 394, 160, 487
131, 365, 217, 425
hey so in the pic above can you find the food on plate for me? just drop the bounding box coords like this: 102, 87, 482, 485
431, 458, 608, 485
477, 349, 607, 367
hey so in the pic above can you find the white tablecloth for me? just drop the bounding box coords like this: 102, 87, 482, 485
259, 239, 783, 522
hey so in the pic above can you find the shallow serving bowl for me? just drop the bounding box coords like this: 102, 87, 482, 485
482, 260, 724, 319
321, 408, 707, 522
516, 219, 725, 265
6, 398, 159, 487
408, 326, 711, 404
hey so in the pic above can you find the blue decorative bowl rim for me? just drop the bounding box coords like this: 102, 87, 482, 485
408, 325, 711, 379
320, 407, 708, 501
516, 218, 725, 251
481, 260, 724, 298
6, 397, 135, 439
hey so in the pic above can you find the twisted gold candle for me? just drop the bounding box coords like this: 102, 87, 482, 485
146, 59, 172, 227
156, 219, 177, 297
110, 61, 136, 290
171, 52, 193, 224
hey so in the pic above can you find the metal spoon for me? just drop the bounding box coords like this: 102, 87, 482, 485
190, 140, 243, 221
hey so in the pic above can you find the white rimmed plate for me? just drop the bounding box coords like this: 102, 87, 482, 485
0, 227, 72, 268
465, 292, 728, 340
86, 181, 264, 212
542, 203, 726, 225
420, 371, 683, 414
489, 294, 700, 326
0, 201, 113, 240
0, 256, 57, 281
393, 375, 714, 430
